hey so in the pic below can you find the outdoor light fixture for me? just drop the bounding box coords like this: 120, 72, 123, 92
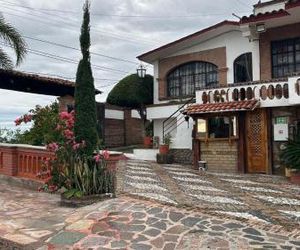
137, 64, 146, 78
256, 23, 266, 33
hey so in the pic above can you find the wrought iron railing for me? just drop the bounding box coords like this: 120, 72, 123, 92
162, 97, 194, 141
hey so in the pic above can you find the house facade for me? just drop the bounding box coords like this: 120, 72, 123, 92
138, 0, 300, 175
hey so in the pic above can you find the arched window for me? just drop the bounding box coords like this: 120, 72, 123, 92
167, 61, 218, 98
234, 53, 253, 83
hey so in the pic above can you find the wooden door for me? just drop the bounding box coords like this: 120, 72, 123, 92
246, 109, 268, 173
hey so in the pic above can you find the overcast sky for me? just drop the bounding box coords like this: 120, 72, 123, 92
0, 0, 259, 130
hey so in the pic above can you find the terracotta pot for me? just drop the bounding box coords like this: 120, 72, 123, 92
143, 136, 152, 148
159, 144, 169, 155
290, 171, 300, 185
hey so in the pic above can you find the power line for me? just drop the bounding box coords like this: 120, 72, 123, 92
0, 4, 157, 46
23, 36, 138, 65
0, 42, 130, 74
0, 0, 250, 19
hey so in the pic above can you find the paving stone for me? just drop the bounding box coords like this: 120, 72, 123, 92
163, 242, 176, 250
162, 234, 179, 242
210, 225, 226, 231
148, 207, 163, 214
150, 237, 164, 248
152, 221, 167, 230
242, 227, 262, 236
132, 212, 147, 219
244, 234, 265, 242
127, 224, 146, 232
169, 211, 185, 222
132, 235, 149, 243
290, 241, 300, 246
145, 217, 159, 225
181, 217, 201, 227
165, 225, 188, 235
143, 228, 161, 237
223, 222, 244, 229
49, 231, 86, 245
76, 236, 111, 249
111, 240, 127, 248
131, 243, 152, 250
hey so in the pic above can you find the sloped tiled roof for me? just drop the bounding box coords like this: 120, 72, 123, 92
240, 9, 289, 24
184, 100, 259, 115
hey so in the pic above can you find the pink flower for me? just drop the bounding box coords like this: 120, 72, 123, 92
93, 154, 101, 163
47, 143, 59, 152
59, 111, 71, 120
72, 143, 81, 150
14, 117, 22, 126
63, 129, 74, 140
102, 150, 110, 160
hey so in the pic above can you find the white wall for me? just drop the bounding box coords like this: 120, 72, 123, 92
105, 109, 124, 120
153, 117, 193, 150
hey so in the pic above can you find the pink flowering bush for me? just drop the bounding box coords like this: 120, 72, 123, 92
40, 110, 115, 197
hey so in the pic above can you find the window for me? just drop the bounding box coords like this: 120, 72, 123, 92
234, 53, 253, 83
196, 116, 238, 139
272, 37, 300, 78
167, 61, 218, 98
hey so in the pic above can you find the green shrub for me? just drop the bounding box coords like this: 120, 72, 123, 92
280, 132, 300, 170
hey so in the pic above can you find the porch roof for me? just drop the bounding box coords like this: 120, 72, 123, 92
0, 69, 102, 97
184, 100, 259, 115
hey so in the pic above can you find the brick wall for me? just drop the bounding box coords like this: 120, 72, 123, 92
158, 47, 227, 99
200, 140, 238, 173
124, 110, 144, 146
104, 119, 125, 148
260, 22, 300, 80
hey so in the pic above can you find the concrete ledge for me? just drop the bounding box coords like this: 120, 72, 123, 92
133, 149, 159, 161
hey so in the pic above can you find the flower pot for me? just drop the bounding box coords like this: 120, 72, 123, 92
159, 144, 169, 155
290, 170, 300, 185
143, 136, 152, 148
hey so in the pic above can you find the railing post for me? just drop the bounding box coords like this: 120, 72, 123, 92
0, 146, 18, 176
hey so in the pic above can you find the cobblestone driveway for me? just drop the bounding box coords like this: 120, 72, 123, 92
0, 160, 299, 249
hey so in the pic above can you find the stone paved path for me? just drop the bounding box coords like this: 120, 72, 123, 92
0, 160, 299, 249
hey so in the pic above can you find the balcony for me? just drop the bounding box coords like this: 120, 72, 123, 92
195, 76, 300, 107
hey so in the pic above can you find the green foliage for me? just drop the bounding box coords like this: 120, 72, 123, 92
163, 133, 172, 146
74, 0, 98, 155
52, 151, 115, 197
0, 16, 27, 69
145, 121, 153, 137
280, 132, 300, 170
107, 74, 153, 111
15, 102, 60, 146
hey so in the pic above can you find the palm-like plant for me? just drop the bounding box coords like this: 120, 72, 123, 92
280, 131, 300, 170
0, 15, 27, 69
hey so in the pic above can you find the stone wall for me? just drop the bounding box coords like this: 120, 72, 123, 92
104, 119, 125, 148
200, 140, 238, 173
169, 149, 193, 165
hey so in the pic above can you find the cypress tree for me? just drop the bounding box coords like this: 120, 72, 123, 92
74, 0, 98, 155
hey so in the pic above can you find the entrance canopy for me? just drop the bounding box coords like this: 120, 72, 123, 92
184, 100, 259, 115
0, 69, 101, 97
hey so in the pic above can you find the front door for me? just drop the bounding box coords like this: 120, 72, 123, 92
246, 109, 268, 173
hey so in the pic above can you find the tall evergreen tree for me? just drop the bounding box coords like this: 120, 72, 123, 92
74, 0, 98, 155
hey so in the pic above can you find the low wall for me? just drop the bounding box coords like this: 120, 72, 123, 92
0, 143, 53, 180
169, 149, 193, 165
200, 140, 238, 173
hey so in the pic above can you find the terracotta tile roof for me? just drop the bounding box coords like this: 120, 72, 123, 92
0, 69, 102, 95
240, 9, 289, 24
184, 100, 259, 115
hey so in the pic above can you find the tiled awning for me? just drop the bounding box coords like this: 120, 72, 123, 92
184, 100, 259, 115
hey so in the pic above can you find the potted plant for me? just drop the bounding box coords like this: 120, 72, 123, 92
280, 131, 300, 184
159, 133, 172, 155
143, 122, 153, 148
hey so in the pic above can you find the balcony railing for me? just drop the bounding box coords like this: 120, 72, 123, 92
195, 76, 300, 107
